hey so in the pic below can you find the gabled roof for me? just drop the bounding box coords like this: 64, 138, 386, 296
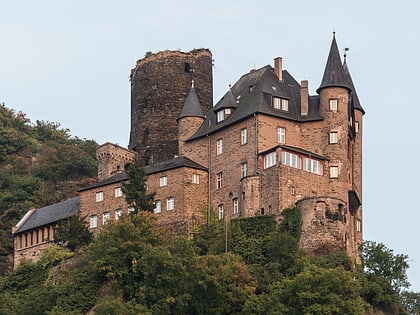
317, 34, 351, 93
79, 156, 207, 191
190, 65, 323, 140
177, 82, 205, 120
343, 61, 365, 114
14, 197, 80, 234
216, 86, 238, 110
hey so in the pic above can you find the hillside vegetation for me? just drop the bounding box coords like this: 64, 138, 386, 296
0, 103, 98, 274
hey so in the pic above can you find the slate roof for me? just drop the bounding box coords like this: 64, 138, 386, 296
177, 83, 205, 120
343, 61, 365, 114
317, 34, 352, 93
189, 65, 323, 140
14, 197, 80, 234
79, 156, 207, 191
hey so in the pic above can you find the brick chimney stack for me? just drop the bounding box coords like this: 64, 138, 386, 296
274, 57, 283, 81
300, 80, 309, 116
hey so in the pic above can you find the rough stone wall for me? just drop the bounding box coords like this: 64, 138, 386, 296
129, 49, 213, 165
96, 143, 137, 181
178, 117, 205, 157
297, 197, 347, 256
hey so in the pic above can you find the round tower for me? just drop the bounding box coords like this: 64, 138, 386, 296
129, 49, 213, 165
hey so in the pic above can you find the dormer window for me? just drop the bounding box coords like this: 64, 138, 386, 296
272, 96, 289, 111
217, 110, 224, 122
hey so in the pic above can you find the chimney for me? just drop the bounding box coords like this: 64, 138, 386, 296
300, 80, 309, 116
274, 57, 283, 81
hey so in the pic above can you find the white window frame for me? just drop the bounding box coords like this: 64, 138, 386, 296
115, 209, 123, 219
264, 151, 277, 169
160, 176, 168, 186
218, 204, 224, 220
192, 173, 200, 184
103, 211, 111, 224
114, 187, 123, 198
356, 219, 362, 232
90, 215, 98, 228
281, 151, 302, 169
154, 200, 162, 213
96, 191, 104, 202
233, 198, 239, 215
329, 131, 338, 144
330, 166, 339, 178
167, 197, 174, 210
241, 162, 248, 178
272, 96, 281, 109
329, 99, 338, 112
241, 128, 248, 145
225, 108, 231, 115
303, 158, 323, 175
217, 139, 223, 155
217, 172, 223, 189
281, 98, 289, 111
277, 127, 286, 143
355, 121, 359, 133
217, 110, 224, 122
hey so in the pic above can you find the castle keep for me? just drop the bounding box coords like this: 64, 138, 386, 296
13, 34, 365, 266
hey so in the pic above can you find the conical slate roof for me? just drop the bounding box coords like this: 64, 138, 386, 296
317, 33, 351, 93
178, 81, 205, 120
216, 86, 238, 110
343, 61, 365, 114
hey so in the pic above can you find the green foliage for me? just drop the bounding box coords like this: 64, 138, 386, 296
53, 215, 93, 251
38, 244, 74, 268
192, 208, 226, 255
121, 158, 155, 213
401, 290, 420, 315
279, 205, 302, 240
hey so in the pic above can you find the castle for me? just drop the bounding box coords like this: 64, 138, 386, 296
12, 33, 365, 267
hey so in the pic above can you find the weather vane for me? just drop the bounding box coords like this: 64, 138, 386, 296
344, 47, 350, 62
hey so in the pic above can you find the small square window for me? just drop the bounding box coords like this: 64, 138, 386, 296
217, 139, 223, 155
330, 166, 339, 178
329, 131, 338, 144
96, 191, 104, 202
115, 209, 123, 219
160, 176, 168, 186
167, 197, 174, 210
115, 187, 123, 198
329, 99, 338, 112
103, 211, 111, 224
154, 200, 162, 213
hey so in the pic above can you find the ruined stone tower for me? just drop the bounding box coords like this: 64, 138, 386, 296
129, 49, 213, 165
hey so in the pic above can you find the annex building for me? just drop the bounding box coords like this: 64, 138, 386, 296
13, 33, 365, 267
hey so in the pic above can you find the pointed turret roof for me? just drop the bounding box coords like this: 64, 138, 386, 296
216, 85, 238, 111
343, 60, 365, 114
317, 33, 351, 93
178, 80, 205, 120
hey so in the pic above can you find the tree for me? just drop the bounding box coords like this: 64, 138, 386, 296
54, 215, 93, 251
121, 158, 155, 213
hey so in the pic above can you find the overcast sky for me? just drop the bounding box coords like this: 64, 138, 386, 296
1, 0, 419, 291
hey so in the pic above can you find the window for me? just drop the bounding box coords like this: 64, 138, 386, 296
129, 206, 136, 213
355, 121, 359, 133
225, 108, 231, 115
115, 187, 123, 198
90, 215, 98, 228
167, 197, 174, 210
217, 139, 223, 155
272, 97, 288, 111
329, 99, 338, 111
96, 191, 104, 202
329, 131, 338, 144
233, 198, 239, 214
356, 219, 362, 232
281, 98, 289, 111
217, 110, 224, 122
154, 200, 161, 213
264, 152, 277, 169
241, 162, 248, 178
160, 176, 168, 186
241, 128, 248, 145
277, 127, 286, 143
218, 204, 224, 220
303, 158, 323, 175
115, 209, 123, 219
330, 166, 339, 178
217, 172, 223, 189
281, 151, 301, 169
103, 211, 111, 224
192, 173, 200, 184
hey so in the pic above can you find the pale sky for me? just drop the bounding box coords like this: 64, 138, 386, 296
1, 0, 419, 291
